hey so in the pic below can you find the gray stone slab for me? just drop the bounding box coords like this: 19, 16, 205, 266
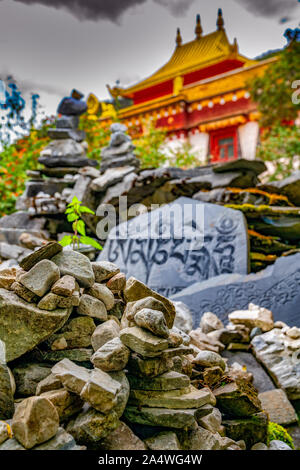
98, 197, 249, 296
172, 253, 300, 328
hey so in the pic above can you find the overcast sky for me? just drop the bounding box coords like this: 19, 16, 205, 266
0, 0, 299, 117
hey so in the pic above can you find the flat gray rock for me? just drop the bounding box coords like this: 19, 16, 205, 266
98, 197, 249, 297
172, 253, 300, 327
52, 250, 95, 288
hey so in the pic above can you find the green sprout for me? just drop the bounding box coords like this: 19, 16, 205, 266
59, 196, 102, 251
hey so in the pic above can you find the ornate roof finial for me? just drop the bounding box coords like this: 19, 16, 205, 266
217, 8, 225, 31
176, 28, 182, 47
232, 37, 238, 54
195, 14, 203, 39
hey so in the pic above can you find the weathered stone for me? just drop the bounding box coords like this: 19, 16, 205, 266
200, 312, 224, 334
189, 329, 224, 353
91, 320, 120, 352
286, 326, 300, 339
250, 327, 263, 340
99, 421, 147, 450
0, 421, 9, 445
19, 260, 60, 297
0, 437, 25, 450
173, 301, 193, 333
251, 442, 268, 450
52, 359, 91, 395
48, 316, 96, 350
109, 371, 130, 418
134, 308, 169, 338
228, 303, 274, 332
91, 166, 135, 192
66, 406, 119, 444
214, 380, 262, 418
80, 368, 121, 413
178, 425, 222, 450
37, 292, 60, 310
120, 326, 169, 357
127, 371, 190, 391
145, 431, 181, 450
106, 272, 126, 292
258, 389, 298, 426
92, 261, 120, 282
202, 366, 224, 388
172, 253, 300, 328
92, 337, 130, 372
12, 363, 51, 397
36, 373, 62, 395
129, 386, 214, 409
11, 281, 39, 303
39, 139, 96, 168
127, 353, 173, 378
124, 277, 176, 329
252, 329, 300, 399
223, 412, 268, 449
85, 283, 114, 310
12, 396, 59, 449
124, 406, 197, 429
269, 440, 293, 450
0, 267, 18, 289
52, 251, 95, 288
168, 330, 183, 348
43, 348, 93, 363
197, 407, 223, 433
0, 289, 71, 362
0, 343, 14, 419
78, 294, 107, 320
19, 242, 62, 271
51, 275, 76, 297
193, 351, 226, 371
207, 328, 242, 346
40, 389, 84, 421
99, 198, 249, 296
32, 427, 78, 450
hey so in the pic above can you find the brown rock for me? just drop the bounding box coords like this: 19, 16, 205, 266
0, 267, 18, 290
214, 380, 262, 418
258, 389, 298, 426
40, 389, 84, 421
99, 421, 147, 450
11, 281, 39, 303
85, 283, 115, 310
51, 275, 76, 297
107, 272, 126, 293
19, 241, 62, 271
91, 319, 120, 352
12, 396, 59, 449
92, 261, 120, 282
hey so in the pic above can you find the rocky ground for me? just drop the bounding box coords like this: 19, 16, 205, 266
0, 242, 299, 451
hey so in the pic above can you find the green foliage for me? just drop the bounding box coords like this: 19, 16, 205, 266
60, 196, 102, 251
0, 119, 53, 216
79, 115, 111, 161
133, 120, 168, 168
267, 422, 294, 449
257, 125, 300, 180
248, 41, 300, 127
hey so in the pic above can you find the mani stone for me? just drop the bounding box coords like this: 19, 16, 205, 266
19, 260, 60, 297
127, 371, 190, 391
12, 396, 59, 449
19, 241, 62, 271
258, 389, 298, 426
52, 250, 95, 288
91, 337, 130, 372
98, 197, 249, 297
172, 253, 300, 328
120, 326, 169, 357
0, 289, 71, 362
124, 277, 176, 329
78, 294, 107, 321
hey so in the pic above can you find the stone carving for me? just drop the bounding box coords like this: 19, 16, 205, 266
172, 253, 300, 328
98, 197, 249, 294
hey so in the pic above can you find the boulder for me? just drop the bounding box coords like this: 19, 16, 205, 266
0, 289, 71, 362
99, 421, 147, 450
51, 359, 91, 395
222, 411, 268, 449
40, 388, 84, 421
91, 320, 120, 352
214, 380, 262, 418
269, 440, 293, 450
228, 303, 274, 332
124, 406, 198, 429
134, 308, 169, 338
129, 386, 214, 409
77, 294, 107, 321
80, 369, 121, 413
193, 351, 226, 371
127, 371, 190, 391
92, 261, 120, 282
120, 326, 169, 357
12, 396, 59, 449
200, 312, 224, 334
12, 363, 51, 396
127, 353, 173, 378
258, 389, 298, 426
0, 421, 9, 445
51, 275, 76, 297
66, 406, 119, 444
85, 283, 114, 310
36, 373, 62, 395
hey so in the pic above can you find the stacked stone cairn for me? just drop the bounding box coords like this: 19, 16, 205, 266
0, 242, 298, 450
100, 123, 140, 173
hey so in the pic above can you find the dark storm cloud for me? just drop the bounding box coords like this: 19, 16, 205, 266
235, 0, 299, 20
153, 0, 196, 17
6, 0, 147, 22
4, 0, 196, 22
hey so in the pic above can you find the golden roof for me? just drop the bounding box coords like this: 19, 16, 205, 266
119, 27, 255, 96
